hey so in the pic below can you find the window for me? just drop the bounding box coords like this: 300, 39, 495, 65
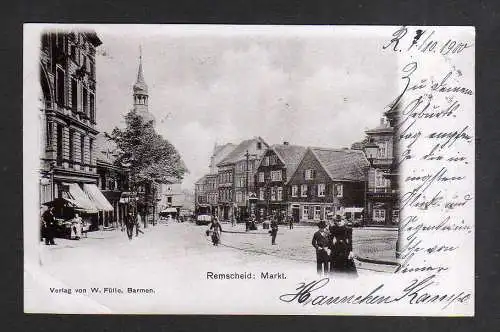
236, 191, 243, 203
56, 124, 63, 165
80, 134, 85, 164
375, 170, 388, 188
291, 185, 298, 197
82, 87, 88, 115
68, 130, 74, 162
378, 142, 388, 158
56, 67, 65, 107
318, 183, 326, 197
263, 156, 269, 166
277, 187, 283, 201
271, 170, 282, 181
334, 183, 343, 198
373, 209, 386, 223
314, 206, 321, 220
305, 169, 316, 180
259, 188, 265, 201
257, 142, 262, 150
325, 206, 332, 217
90, 93, 95, 122
271, 187, 276, 201
258, 172, 265, 183
89, 138, 94, 164
392, 210, 400, 224
270, 155, 278, 165
301, 184, 308, 197
70, 43, 77, 63
45, 121, 52, 148
302, 206, 309, 220
71, 78, 78, 112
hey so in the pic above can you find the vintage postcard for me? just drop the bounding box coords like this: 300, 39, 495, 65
23, 24, 474, 315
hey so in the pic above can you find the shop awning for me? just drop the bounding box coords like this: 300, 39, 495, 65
161, 207, 178, 213
83, 184, 114, 211
343, 207, 364, 214
62, 183, 99, 213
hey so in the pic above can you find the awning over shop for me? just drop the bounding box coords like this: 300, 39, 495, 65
62, 183, 99, 213
161, 207, 178, 213
83, 184, 114, 212
343, 207, 364, 214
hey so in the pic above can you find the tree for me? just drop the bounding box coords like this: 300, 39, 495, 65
107, 110, 188, 220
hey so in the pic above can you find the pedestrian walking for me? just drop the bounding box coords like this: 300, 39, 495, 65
209, 218, 222, 246
328, 215, 357, 276
312, 220, 330, 275
125, 212, 135, 240
42, 207, 56, 245
270, 218, 278, 245
135, 213, 143, 237
70, 213, 82, 240
288, 215, 294, 230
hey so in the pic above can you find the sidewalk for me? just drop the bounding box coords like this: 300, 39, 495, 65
215, 222, 399, 271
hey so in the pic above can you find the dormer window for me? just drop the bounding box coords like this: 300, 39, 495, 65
257, 142, 262, 150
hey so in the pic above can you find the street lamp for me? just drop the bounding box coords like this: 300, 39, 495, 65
363, 139, 378, 226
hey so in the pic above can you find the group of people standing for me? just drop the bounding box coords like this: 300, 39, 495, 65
312, 215, 357, 276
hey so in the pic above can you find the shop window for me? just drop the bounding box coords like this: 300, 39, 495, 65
314, 206, 321, 220
373, 209, 386, 223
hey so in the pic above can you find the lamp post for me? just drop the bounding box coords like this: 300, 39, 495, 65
244, 150, 257, 219
363, 139, 379, 226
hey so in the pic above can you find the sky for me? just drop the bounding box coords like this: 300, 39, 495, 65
93, 25, 399, 190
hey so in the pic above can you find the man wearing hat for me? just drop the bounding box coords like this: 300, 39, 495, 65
328, 214, 356, 275
312, 220, 330, 275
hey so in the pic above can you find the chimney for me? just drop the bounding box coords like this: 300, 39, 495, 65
380, 117, 385, 126
283, 141, 289, 145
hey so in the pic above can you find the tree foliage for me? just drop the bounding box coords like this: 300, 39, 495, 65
107, 110, 188, 187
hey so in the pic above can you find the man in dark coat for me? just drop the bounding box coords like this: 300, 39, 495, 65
42, 207, 56, 245
125, 212, 135, 240
270, 218, 278, 245
328, 215, 357, 275
312, 220, 330, 274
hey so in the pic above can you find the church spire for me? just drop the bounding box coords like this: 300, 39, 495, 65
134, 45, 148, 94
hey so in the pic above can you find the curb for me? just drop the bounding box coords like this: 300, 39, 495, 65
222, 230, 275, 235
355, 255, 400, 266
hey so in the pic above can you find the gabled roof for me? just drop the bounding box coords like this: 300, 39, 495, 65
256, 144, 307, 176
195, 175, 208, 185
309, 148, 370, 182
217, 137, 268, 166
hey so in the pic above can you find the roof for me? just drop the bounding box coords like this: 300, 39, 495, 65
258, 144, 307, 176
195, 175, 208, 185
133, 53, 148, 94
217, 137, 268, 166
309, 148, 370, 182
365, 118, 393, 135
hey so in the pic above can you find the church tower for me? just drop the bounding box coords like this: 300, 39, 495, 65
133, 46, 155, 123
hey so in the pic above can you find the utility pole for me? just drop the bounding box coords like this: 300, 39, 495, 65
245, 150, 249, 218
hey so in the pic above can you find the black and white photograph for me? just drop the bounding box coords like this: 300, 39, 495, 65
23, 24, 474, 315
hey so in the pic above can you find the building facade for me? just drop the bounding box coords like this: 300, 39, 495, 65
194, 175, 209, 215
216, 137, 268, 221
287, 148, 369, 223
96, 133, 130, 228
39, 30, 114, 229
254, 143, 306, 222
363, 116, 400, 226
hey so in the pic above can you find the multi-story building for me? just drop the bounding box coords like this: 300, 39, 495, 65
194, 143, 236, 217
363, 116, 400, 226
158, 180, 185, 215
216, 137, 268, 221
39, 30, 113, 229
287, 147, 369, 223
254, 143, 307, 222
194, 175, 209, 215
96, 133, 130, 228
